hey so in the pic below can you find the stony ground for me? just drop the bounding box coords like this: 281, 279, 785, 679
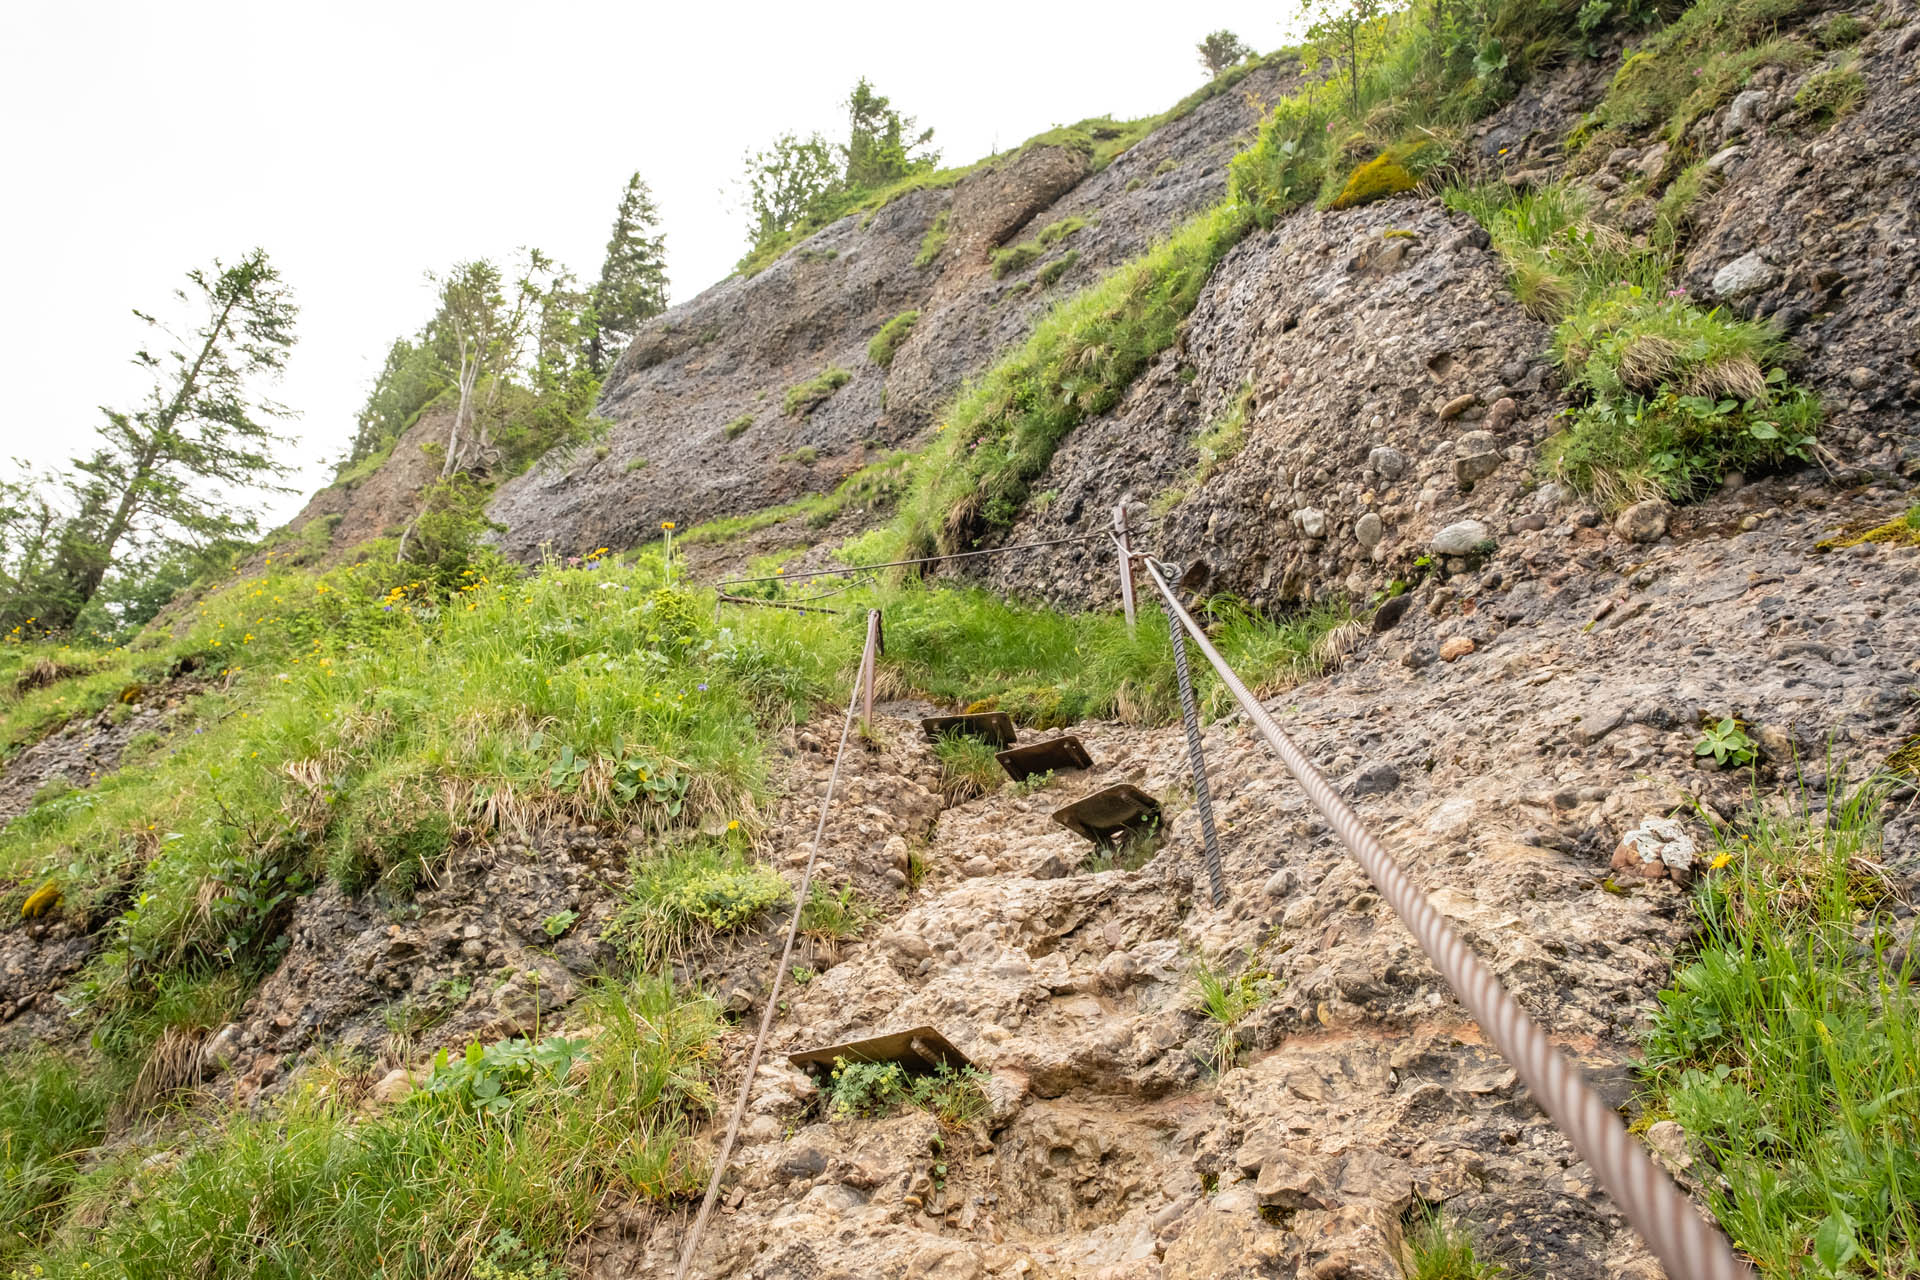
574, 487, 1919, 1279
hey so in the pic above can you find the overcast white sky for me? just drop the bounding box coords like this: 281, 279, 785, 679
1, 0, 1298, 528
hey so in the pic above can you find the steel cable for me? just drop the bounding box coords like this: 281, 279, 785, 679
671, 609, 882, 1280
1136, 555, 1753, 1280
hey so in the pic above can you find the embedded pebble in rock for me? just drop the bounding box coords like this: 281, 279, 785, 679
1354, 512, 1384, 549
1439, 636, 1477, 662
1710, 250, 1779, 298
1431, 520, 1492, 556
1615, 500, 1671, 544
1453, 431, 1502, 486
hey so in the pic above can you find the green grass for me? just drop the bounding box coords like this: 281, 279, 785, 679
930, 732, 1004, 803
0, 1052, 123, 1263
12, 978, 717, 1278
673, 451, 916, 547
914, 210, 950, 268
867, 310, 920, 368
989, 217, 1088, 279
607, 834, 792, 970
1191, 958, 1271, 1071
1575, 0, 1825, 146
893, 200, 1251, 559
1035, 250, 1079, 289
1642, 781, 1918, 1275
799, 884, 872, 951
782, 366, 852, 417
1444, 181, 1822, 506
826, 1059, 989, 1127
1792, 59, 1866, 128
1404, 1208, 1506, 1279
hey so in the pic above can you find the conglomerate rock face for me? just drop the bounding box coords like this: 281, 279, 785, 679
485, 62, 1300, 560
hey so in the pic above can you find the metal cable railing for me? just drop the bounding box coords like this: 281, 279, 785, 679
671, 609, 883, 1280
1136, 553, 1754, 1280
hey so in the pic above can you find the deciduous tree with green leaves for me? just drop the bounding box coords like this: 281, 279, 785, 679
5, 249, 299, 633
1197, 29, 1254, 77
1306, 0, 1398, 114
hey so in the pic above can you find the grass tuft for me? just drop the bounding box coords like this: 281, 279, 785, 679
867, 311, 920, 369
607, 834, 791, 970
1643, 781, 1920, 1275
783, 367, 853, 417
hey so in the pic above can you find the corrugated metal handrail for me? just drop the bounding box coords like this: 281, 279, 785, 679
1135, 554, 1753, 1280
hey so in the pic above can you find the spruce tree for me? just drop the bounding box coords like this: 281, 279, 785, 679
590, 173, 670, 373
20, 249, 298, 631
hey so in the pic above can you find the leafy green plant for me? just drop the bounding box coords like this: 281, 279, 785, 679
541, 910, 578, 939
472, 1230, 566, 1280
723, 413, 754, 440
867, 310, 920, 368
1013, 769, 1057, 796
826, 1058, 989, 1127
420, 1034, 593, 1119
783, 367, 852, 417
1695, 717, 1757, 768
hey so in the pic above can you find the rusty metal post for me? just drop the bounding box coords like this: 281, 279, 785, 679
1113, 503, 1137, 632
860, 609, 883, 730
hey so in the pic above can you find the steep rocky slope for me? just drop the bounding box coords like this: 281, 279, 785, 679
4, 9, 1920, 1277
486, 62, 1300, 558
593, 496, 1916, 1280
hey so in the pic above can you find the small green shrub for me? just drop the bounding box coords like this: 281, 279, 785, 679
624, 456, 649, 473
608, 837, 791, 968
1815, 11, 1868, 46
867, 310, 921, 368
1792, 61, 1866, 128
783, 446, 820, 466
915, 210, 950, 267
783, 367, 852, 417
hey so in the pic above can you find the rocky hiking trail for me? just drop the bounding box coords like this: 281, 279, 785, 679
586, 489, 1919, 1279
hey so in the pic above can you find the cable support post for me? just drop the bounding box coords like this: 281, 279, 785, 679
1135, 555, 1753, 1280
671, 609, 883, 1280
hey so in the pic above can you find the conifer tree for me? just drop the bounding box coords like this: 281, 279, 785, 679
11, 249, 299, 632
589, 173, 671, 374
